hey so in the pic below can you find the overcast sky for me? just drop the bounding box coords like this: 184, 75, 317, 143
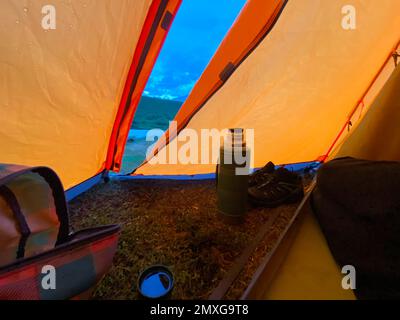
143, 0, 246, 101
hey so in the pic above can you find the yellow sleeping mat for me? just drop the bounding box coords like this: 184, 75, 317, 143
265, 208, 356, 300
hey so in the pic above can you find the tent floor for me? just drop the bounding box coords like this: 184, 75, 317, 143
68, 178, 302, 299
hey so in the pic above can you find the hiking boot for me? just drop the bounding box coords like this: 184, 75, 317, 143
248, 167, 304, 207
248, 161, 275, 187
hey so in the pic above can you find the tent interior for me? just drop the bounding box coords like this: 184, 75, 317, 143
1, 0, 400, 300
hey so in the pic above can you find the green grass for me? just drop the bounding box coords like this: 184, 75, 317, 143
68, 179, 298, 299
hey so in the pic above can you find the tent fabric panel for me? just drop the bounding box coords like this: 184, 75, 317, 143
142, 0, 287, 162
65, 172, 103, 202
0, 0, 152, 189
321, 41, 399, 162
334, 64, 400, 161
106, 0, 182, 172
137, 0, 400, 176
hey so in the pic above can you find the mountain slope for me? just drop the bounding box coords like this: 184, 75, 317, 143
132, 96, 183, 130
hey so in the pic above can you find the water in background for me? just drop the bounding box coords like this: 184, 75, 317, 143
120, 96, 182, 174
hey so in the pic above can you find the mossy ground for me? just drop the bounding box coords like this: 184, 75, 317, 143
68, 179, 300, 299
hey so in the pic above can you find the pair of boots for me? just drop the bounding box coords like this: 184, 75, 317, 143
248, 162, 304, 208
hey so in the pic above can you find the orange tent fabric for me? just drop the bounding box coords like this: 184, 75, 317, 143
136, 0, 400, 176
143, 0, 287, 161
1, 0, 400, 189
334, 61, 400, 162
106, 0, 182, 172
0, 0, 180, 189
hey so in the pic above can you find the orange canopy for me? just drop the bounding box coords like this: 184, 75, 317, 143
136, 0, 400, 176
0, 0, 181, 189
1, 0, 400, 188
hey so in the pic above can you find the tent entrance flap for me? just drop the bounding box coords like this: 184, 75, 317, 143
135, 0, 400, 177
0, 0, 180, 190
136, 0, 288, 169
105, 0, 182, 173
